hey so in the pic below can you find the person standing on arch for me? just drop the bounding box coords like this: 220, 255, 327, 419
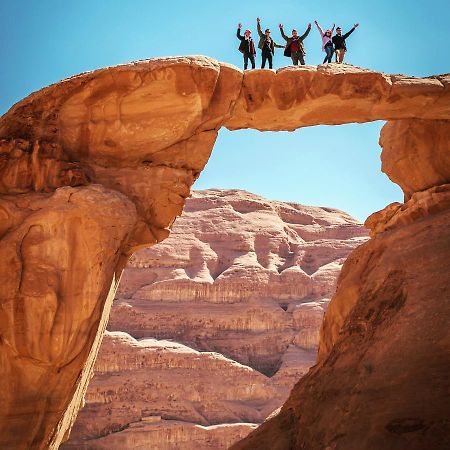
236, 23, 256, 70
314, 20, 335, 64
279, 22, 312, 65
256, 18, 284, 69
332, 23, 359, 63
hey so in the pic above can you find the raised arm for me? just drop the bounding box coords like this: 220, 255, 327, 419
256, 18, 264, 38
314, 20, 324, 37
343, 23, 358, 39
236, 24, 244, 41
331, 23, 335, 34
299, 23, 312, 41
279, 24, 289, 41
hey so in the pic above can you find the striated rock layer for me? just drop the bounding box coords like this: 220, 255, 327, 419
63, 189, 367, 449
61, 331, 264, 450
111, 189, 367, 375
0, 56, 449, 449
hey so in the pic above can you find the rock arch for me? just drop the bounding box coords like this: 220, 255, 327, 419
0, 56, 448, 449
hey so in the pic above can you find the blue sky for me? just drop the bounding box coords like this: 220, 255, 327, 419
1, 0, 448, 220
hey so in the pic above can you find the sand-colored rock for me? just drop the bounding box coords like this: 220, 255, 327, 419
109, 189, 367, 375
224, 66, 450, 131
380, 119, 450, 200
0, 57, 240, 450
231, 185, 450, 450
63, 189, 365, 449
61, 331, 273, 450
0, 57, 449, 449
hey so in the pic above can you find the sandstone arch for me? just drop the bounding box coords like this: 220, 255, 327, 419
0, 56, 448, 449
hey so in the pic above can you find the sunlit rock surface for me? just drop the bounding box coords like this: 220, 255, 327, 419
0, 56, 448, 449
63, 189, 367, 449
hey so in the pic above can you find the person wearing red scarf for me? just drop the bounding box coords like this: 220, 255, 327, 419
237, 23, 256, 70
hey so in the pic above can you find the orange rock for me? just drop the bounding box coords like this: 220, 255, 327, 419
225, 66, 450, 131
232, 188, 450, 450
380, 119, 450, 200
0, 57, 448, 449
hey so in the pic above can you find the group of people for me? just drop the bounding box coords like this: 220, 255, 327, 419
237, 18, 359, 70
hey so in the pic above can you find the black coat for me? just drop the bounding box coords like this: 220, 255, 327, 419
237, 28, 256, 55
332, 27, 356, 50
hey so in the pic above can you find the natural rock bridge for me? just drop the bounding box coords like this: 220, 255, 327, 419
0, 56, 448, 449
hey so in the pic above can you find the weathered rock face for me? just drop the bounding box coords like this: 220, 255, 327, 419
109, 189, 367, 375
62, 189, 366, 449
232, 185, 450, 450
0, 56, 240, 450
61, 331, 269, 450
0, 57, 449, 449
224, 66, 450, 131
380, 119, 450, 200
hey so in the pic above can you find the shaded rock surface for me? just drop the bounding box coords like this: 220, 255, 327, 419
0, 56, 448, 449
63, 189, 367, 449
231, 193, 450, 450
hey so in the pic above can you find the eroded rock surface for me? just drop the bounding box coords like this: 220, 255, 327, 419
63, 189, 366, 449
232, 185, 450, 450
110, 189, 367, 375
0, 57, 449, 449
0, 56, 240, 450
61, 331, 267, 450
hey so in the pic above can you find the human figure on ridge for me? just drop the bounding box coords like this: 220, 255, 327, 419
332, 23, 359, 63
256, 18, 284, 69
279, 22, 312, 66
237, 23, 256, 70
314, 20, 335, 64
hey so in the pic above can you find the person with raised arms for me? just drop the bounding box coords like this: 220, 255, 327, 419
314, 20, 335, 64
279, 22, 312, 66
332, 23, 359, 63
236, 23, 256, 70
256, 18, 285, 69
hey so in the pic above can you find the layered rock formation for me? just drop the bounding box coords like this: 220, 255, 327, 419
111, 189, 367, 375
63, 189, 367, 449
62, 331, 264, 450
0, 56, 448, 449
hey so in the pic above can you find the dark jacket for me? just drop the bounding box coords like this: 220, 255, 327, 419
280, 26, 311, 56
257, 22, 284, 54
332, 27, 356, 50
237, 28, 256, 55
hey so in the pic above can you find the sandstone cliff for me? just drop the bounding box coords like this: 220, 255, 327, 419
63, 189, 367, 449
0, 57, 448, 449
111, 189, 367, 375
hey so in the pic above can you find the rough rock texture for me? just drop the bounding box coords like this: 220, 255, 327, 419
110, 189, 367, 376
61, 331, 268, 450
0, 56, 241, 450
63, 189, 366, 449
380, 119, 450, 200
224, 66, 450, 130
232, 185, 450, 450
0, 57, 449, 449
